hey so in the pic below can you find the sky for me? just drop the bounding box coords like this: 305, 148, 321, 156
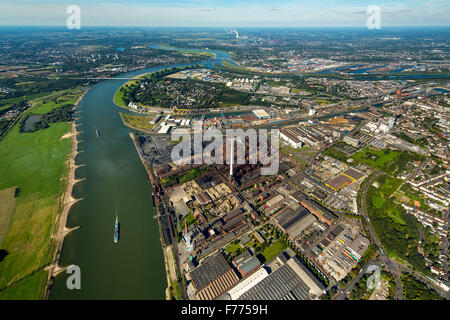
0, 0, 449, 27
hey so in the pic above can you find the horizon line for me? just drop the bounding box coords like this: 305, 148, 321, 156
1, 25, 450, 28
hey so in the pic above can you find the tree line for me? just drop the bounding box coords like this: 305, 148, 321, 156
20, 104, 74, 133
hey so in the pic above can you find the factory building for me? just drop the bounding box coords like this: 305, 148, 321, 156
227, 268, 269, 300
300, 199, 337, 226
279, 130, 303, 149
252, 109, 271, 119
286, 257, 325, 298
195, 191, 212, 205
237, 256, 325, 300
149, 115, 162, 124
284, 126, 326, 147
233, 250, 262, 278
343, 167, 365, 181
264, 194, 285, 208
326, 167, 365, 191
343, 136, 360, 147
157, 123, 174, 134
274, 206, 317, 239
190, 252, 240, 300
345, 234, 370, 261
179, 119, 191, 126
220, 208, 247, 232
326, 174, 353, 191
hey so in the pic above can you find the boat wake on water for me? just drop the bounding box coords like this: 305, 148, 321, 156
114, 213, 120, 243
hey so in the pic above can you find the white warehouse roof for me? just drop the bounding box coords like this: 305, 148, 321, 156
227, 268, 269, 300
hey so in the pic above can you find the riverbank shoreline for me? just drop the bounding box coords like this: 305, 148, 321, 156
128, 132, 175, 300
43, 89, 87, 299
47, 51, 229, 299
119, 112, 155, 134
112, 69, 172, 110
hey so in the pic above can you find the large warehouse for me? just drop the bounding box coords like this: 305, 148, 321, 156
325, 167, 365, 191
252, 109, 271, 119
300, 199, 337, 226
227, 268, 269, 300
274, 206, 317, 239
237, 256, 325, 300
190, 252, 240, 300
279, 129, 303, 149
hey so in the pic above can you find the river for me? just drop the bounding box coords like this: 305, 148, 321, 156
48, 44, 447, 299
50, 49, 232, 299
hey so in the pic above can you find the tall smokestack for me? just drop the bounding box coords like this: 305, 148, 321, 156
230, 137, 234, 182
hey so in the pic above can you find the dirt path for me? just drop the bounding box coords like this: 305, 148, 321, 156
164, 245, 178, 300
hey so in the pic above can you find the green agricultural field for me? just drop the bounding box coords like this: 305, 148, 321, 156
177, 50, 214, 57
15, 81, 36, 86
0, 187, 17, 245
31, 89, 83, 114
0, 122, 71, 298
0, 269, 48, 300
152, 44, 214, 57
0, 91, 77, 299
0, 91, 54, 108
0, 104, 12, 113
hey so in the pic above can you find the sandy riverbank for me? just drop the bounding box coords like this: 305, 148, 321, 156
44, 90, 87, 299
